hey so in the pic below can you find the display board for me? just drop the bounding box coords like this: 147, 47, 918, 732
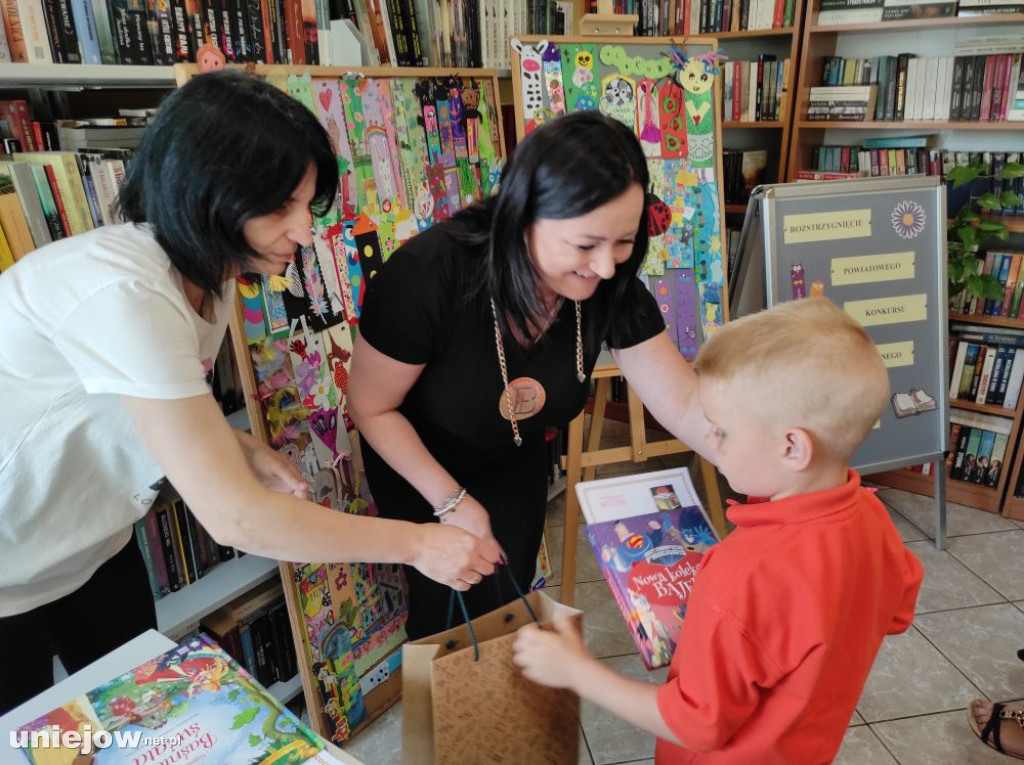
174, 63, 506, 745
510, 36, 729, 355
730, 176, 950, 478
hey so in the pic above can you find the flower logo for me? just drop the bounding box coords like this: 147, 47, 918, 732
892, 200, 926, 239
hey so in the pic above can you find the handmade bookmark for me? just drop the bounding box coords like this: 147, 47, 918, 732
511, 38, 550, 133
239, 277, 267, 344
673, 50, 721, 169
650, 275, 678, 347
542, 43, 566, 116
326, 221, 358, 323
313, 78, 358, 219
636, 78, 662, 158
261, 274, 291, 337
674, 269, 700, 360
376, 79, 408, 209
659, 78, 688, 159
341, 220, 365, 317
361, 78, 403, 211
599, 73, 637, 131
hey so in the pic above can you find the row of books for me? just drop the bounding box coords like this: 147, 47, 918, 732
805, 84, 877, 122
722, 148, 767, 203
947, 410, 1013, 487
817, 0, 1003, 24
134, 496, 238, 599
722, 56, 790, 123
804, 143, 938, 179
633, 0, 796, 36
201, 578, 300, 687
948, 325, 1024, 411
951, 254, 1024, 321
819, 53, 1024, 123
0, 0, 332, 66
0, 147, 131, 269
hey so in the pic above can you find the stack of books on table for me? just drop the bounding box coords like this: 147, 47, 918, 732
806, 85, 878, 121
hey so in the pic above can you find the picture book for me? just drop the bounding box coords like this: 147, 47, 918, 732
576, 467, 719, 670
14, 635, 344, 765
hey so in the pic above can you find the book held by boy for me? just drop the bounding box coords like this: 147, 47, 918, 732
576, 466, 719, 671
14, 634, 346, 764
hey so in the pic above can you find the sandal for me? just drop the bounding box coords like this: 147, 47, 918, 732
967, 701, 1024, 760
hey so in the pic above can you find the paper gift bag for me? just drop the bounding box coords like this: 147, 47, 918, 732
402, 589, 582, 765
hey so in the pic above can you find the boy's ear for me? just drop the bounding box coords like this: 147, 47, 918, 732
782, 427, 814, 472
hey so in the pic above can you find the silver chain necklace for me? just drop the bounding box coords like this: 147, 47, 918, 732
491, 298, 585, 447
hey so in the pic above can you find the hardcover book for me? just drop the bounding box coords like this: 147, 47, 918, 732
576, 467, 719, 670
14, 635, 344, 764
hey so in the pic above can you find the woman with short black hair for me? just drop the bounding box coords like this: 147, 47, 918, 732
0, 71, 500, 714
349, 111, 713, 639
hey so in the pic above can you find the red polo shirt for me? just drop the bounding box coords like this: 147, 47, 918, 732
655, 472, 923, 764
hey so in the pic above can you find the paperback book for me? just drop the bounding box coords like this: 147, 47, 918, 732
576, 467, 719, 670
14, 635, 344, 764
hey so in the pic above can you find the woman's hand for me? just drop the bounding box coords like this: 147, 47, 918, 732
513, 612, 591, 690
411, 523, 503, 590
439, 494, 504, 555
235, 430, 307, 498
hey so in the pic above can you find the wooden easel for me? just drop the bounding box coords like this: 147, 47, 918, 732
559, 361, 727, 607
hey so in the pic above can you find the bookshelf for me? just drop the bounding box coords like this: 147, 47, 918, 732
0, 64, 177, 87
785, 7, 1024, 181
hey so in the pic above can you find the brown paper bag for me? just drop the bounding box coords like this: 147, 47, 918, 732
402, 589, 582, 765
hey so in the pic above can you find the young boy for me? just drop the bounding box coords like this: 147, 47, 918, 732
513, 297, 924, 764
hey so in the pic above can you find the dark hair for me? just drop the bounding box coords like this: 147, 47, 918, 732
448, 111, 650, 355
116, 71, 338, 296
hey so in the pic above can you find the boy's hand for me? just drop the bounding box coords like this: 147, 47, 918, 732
512, 612, 591, 690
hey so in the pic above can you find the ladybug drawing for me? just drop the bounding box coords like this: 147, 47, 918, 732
647, 192, 671, 237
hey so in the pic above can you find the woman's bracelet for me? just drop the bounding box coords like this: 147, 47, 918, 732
433, 487, 467, 518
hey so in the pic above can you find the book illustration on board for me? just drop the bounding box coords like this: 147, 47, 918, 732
14, 635, 344, 764
576, 467, 719, 670
891, 388, 938, 418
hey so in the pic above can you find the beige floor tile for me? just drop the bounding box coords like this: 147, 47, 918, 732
545, 523, 606, 588
834, 725, 898, 764
575, 580, 640, 659
914, 603, 1024, 702
341, 699, 402, 765
580, 654, 667, 765
851, 709, 867, 726
906, 540, 1005, 614
856, 627, 982, 722
946, 530, 1024, 601
879, 502, 931, 543
547, 490, 569, 529
871, 710, 1014, 765
882, 491, 1018, 538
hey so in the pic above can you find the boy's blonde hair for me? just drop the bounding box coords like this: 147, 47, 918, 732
694, 298, 890, 462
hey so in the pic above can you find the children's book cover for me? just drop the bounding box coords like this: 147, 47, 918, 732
577, 467, 719, 670
14, 635, 343, 764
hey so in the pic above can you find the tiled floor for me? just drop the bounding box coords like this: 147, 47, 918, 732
341, 420, 1024, 765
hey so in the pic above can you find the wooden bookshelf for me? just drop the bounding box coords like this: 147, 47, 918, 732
811, 13, 1024, 32
1003, 433, 1024, 520
785, 3, 1024, 182
719, 0, 808, 220
873, 314, 1024, 514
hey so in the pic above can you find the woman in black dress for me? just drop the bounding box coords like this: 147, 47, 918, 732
348, 112, 712, 638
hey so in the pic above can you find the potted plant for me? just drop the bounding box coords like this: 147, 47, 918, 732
946, 159, 1024, 309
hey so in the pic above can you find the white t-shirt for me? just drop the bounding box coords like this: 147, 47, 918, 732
0, 223, 233, 616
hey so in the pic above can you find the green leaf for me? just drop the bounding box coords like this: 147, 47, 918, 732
957, 226, 977, 247
976, 193, 1002, 212
1001, 192, 1023, 207
999, 162, 1024, 179
948, 165, 981, 189
980, 274, 1006, 299
977, 220, 1007, 233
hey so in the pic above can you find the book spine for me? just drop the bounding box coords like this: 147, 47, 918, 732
69, 0, 102, 62
108, 0, 155, 63
133, 517, 163, 601
155, 501, 182, 591
144, 504, 171, 595
146, 0, 177, 64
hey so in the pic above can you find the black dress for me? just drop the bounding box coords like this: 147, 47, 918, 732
358, 223, 665, 638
